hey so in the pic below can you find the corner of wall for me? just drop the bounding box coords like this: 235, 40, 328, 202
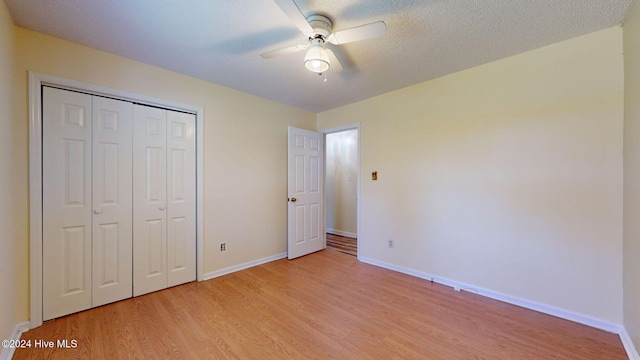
624, 0, 640, 355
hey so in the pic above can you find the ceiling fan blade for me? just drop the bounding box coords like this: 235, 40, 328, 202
326, 21, 386, 45
274, 0, 315, 37
260, 43, 308, 59
326, 49, 343, 73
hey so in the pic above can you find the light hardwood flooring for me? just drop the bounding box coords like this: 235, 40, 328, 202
15, 250, 627, 359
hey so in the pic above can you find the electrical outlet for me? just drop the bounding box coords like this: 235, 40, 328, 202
387, 239, 394, 249
220, 243, 226, 251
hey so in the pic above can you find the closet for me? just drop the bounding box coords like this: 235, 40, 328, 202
42, 87, 196, 321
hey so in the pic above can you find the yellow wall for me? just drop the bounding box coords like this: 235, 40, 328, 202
0, 0, 18, 343
318, 27, 624, 323
624, 0, 640, 351
10, 27, 316, 324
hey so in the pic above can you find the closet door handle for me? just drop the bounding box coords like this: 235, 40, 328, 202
93, 208, 102, 215
159, 206, 166, 211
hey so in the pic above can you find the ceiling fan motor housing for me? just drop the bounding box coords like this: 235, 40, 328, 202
306, 14, 332, 38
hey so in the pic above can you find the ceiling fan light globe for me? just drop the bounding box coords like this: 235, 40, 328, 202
304, 46, 330, 73
305, 59, 329, 73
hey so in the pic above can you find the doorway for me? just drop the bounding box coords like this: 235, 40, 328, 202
324, 126, 359, 257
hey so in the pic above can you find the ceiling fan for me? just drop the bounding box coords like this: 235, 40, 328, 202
260, 0, 387, 74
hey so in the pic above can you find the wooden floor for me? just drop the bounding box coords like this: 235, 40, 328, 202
15, 251, 626, 359
326, 233, 357, 256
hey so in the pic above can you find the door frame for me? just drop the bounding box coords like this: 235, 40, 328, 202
28, 72, 205, 328
321, 123, 360, 258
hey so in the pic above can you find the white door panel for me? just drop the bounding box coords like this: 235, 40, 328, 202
43, 87, 93, 320
133, 105, 167, 296
166, 111, 196, 287
91, 96, 133, 307
288, 127, 325, 259
145, 219, 165, 273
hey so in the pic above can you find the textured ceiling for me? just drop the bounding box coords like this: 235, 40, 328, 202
3, 0, 633, 113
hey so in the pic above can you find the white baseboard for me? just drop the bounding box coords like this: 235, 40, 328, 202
203, 253, 287, 281
359, 257, 624, 333
326, 229, 357, 238
0, 321, 30, 360
619, 328, 640, 360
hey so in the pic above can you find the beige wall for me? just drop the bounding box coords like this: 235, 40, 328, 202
0, 0, 18, 343
326, 130, 358, 235
11, 28, 316, 323
624, 0, 640, 351
318, 27, 624, 323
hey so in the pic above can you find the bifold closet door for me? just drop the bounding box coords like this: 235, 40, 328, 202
133, 106, 167, 296
43, 88, 93, 320
166, 110, 196, 288
91, 96, 133, 307
133, 105, 195, 296
43, 87, 133, 320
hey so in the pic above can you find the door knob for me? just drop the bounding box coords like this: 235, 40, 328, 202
290, 198, 297, 202
93, 208, 102, 214
159, 205, 166, 211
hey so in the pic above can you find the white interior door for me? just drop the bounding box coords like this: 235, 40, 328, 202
288, 127, 325, 259
42, 87, 93, 320
133, 105, 168, 296
166, 111, 196, 287
91, 96, 133, 307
